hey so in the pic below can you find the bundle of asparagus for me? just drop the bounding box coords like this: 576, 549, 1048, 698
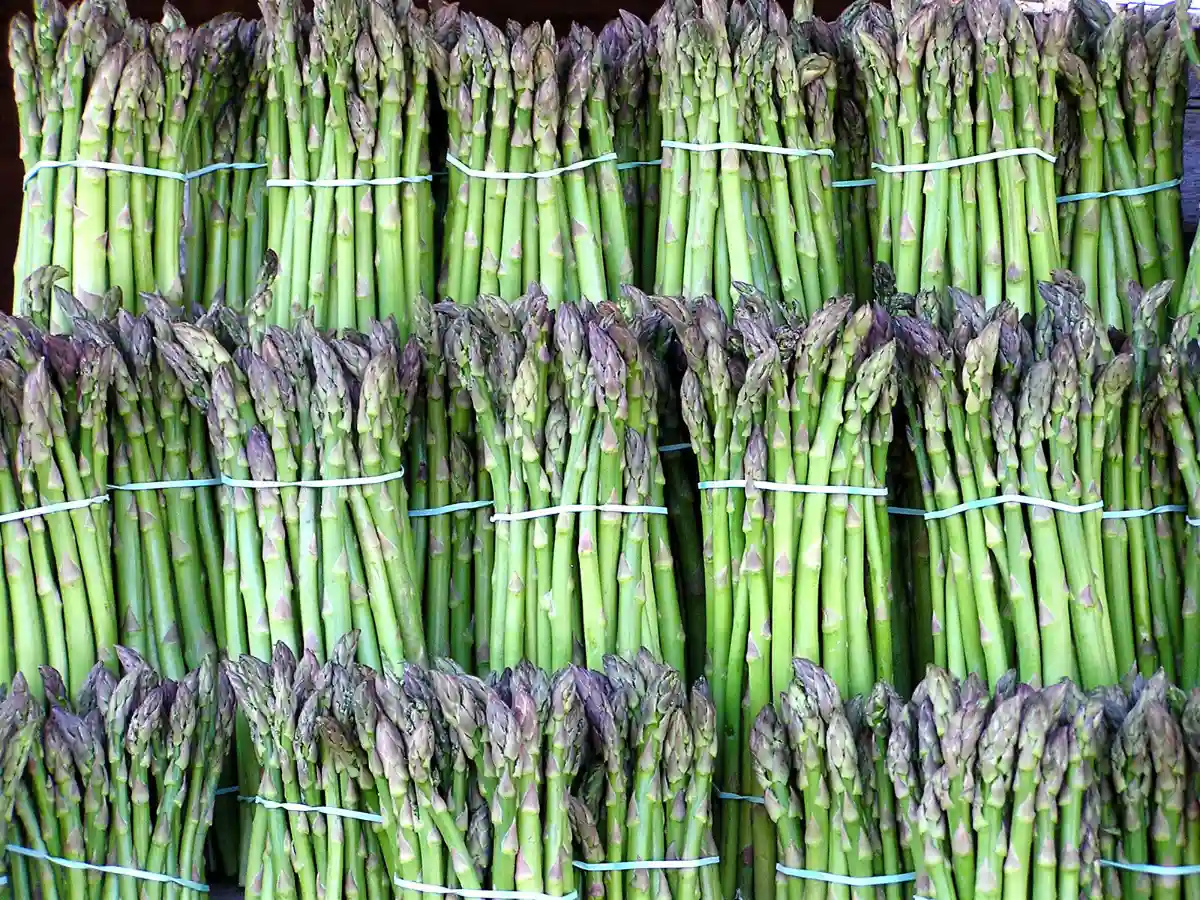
258, 0, 433, 333
656, 289, 900, 900
9, 0, 267, 323
0, 284, 116, 697
882, 664, 1104, 900
7, 650, 235, 900
652, 0, 846, 314
893, 273, 1194, 691
445, 287, 685, 675
750, 659, 912, 900
843, 0, 1063, 316
0, 675, 38, 893
158, 280, 427, 672
1056, 2, 1186, 327
569, 652, 724, 900
431, 10, 634, 309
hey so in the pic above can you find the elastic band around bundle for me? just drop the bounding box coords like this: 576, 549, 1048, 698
832, 177, 877, 188
716, 790, 765, 805
887, 494, 1102, 520
492, 503, 668, 523
267, 174, 434, 188
1102, 504, 1187, 520
659, 442, 692, 454
109, 477, 223, 492
394, 877, 577, 900
446, 152, 617, 181
662, 139, 834, 160
238, 795, 384, 823
0, 494, 109, 526
698, 479, 887, 497
214, 785, 240, 796
22, 159, 266, 189
221, 468, 406, 490
573, 857, 720, 872
776, 866, 916, 887
5, 845, 208, 893
871, 147, 1055, 175
409, 499, 495, 518
1057, 178, 1182, 204
1100, 859, 1200, 877
616, 159, 663, 170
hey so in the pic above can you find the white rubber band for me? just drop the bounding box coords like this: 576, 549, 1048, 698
888, 494, 1101, 520
267, 174, 433, 188
446, 152, 617, 181
409, 499, 495, 518
6, 845, 208, 893
698, 479, 888, 497
872, 147, 1055, 174
832, 177, 877, 188
658, 442, 692, 454
1057, 178, 1181, 204
716, 790, 765, 805
394, 877, 577, 900
238, 795, 384, 824
214, 786, 240, 796
662, 139, 833, 160
573, 857, 721, 872
1102, 504, 1187, 520
616, 159, 663, 170
776, 866, 916, 887
492, 503, 668, 523
1100, 859, 1200, 877
109, 478, 222, 492
22, 159, 265, 188
0, 494, 109, 526
221, 468, 405, 490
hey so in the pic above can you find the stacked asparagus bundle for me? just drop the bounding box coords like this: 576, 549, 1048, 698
445, 287, 686, 675
0, 285, 116, 697
0, 676, 38, 893
1057, 2, 1186, 327
570, 652, 725, 900
657, 290, 900, 900
430, 10, 634, 309
652, 0, 847, 315
843, 0, 1063, 316
881, 665, 1105, 900
750, 659, 912, 900
257, 0, 434, 333
9, 0, 268, 322
7, 650, 235, 900
156, 283, 427, 672
893, 273, 1197, 690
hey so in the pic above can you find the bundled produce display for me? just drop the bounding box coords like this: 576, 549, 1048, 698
228, 639, 723, 900
891, 271, 1200, 692
443, 287, 687, 675
657, 289, 901, 900
432, 12, 634, 311
9, 0, 268, 323
6, 650, 235, 900
749, 659, 911, 900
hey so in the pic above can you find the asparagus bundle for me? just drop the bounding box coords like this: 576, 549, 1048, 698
1057, 3, 1186, 327
657, 289, 900, 900
9, 0, 267, 323
430, 11, 634, 308
749, 660, 911, 900
0, 675, 38, 893
652, 0, 846, 314
844, 0, 1063, 316
569, 652, 725, 900
884, 664, 1105, 900
445, 287, 686, 675
0, 283, 116, 697
7, 649, 235, 900
158, 279, 427, 672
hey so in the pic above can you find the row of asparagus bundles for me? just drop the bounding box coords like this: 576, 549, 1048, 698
889, 270, 1200, 693
227, 640, 724, 900
5, 649, 235, 900
653, 289, 903, 900
9, 0, 271, 322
